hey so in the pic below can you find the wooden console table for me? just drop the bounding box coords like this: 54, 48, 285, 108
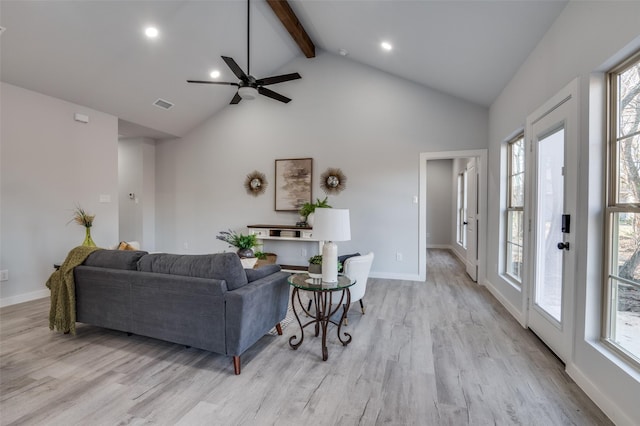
247, 224, 324, 271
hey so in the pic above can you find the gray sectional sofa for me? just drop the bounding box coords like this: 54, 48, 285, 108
73, 250, 290, 374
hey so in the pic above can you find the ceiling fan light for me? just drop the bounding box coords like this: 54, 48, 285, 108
238, 86, 257, 100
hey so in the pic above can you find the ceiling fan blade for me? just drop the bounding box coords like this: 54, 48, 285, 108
230, 92, 242, 104
222, 56, 248, 81
187, 80, 239, 86
258, 87, 291, 103
256, 72, 301, 86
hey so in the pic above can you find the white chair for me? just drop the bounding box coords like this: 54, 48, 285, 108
343, 252, 374, 323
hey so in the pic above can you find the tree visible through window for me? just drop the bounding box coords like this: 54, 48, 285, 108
506, 134, 525, 283
605, 51, 640, 364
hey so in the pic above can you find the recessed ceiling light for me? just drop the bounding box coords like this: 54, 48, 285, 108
210, 70, 221, 79
381, 41, 393, 51
338, 48, 349, 57
145, 27, 159, 38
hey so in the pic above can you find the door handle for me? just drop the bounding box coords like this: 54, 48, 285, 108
557, 242, 570, 250
463, 221, 468, 225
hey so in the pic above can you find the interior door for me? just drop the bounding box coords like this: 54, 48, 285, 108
525, 80, 577, 363
465, 158, 478, 281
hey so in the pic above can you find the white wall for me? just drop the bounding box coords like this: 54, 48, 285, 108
426, 159, 453, 247
0, 82, 119, 306
142, 140, 156, 251
118, 137, 156, 250
487, 1, 640, 424
154, 51, 488, 279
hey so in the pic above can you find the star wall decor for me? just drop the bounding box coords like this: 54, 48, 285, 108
320, 167, 347, 194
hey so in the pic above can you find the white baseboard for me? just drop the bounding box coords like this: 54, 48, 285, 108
566, 362, 636, 426
426, 244, 452, 250
1, 289, 49, 308
481, 278, 526, 327
449, 247, 467, 265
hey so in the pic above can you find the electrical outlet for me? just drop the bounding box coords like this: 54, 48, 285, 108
396, 252, 403, 262
0, 270, 8, 281
183, 242, 189, 250
300, 248, 307, 258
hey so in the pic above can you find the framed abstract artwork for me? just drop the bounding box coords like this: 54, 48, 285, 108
275, 158, 312, 211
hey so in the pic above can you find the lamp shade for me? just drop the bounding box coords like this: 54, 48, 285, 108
313, 208, 351, 241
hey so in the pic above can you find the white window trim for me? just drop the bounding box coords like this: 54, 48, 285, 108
603, 49, 640, 368
505, 133, 525, 284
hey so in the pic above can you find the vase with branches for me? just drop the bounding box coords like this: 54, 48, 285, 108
69, 205, 96, 247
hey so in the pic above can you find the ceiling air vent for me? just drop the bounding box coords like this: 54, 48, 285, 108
153, 98, 174, 110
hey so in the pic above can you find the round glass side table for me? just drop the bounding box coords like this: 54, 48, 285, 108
287, 273, 355, 361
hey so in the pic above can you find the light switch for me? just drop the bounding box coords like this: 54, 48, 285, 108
99, 194, 111, 203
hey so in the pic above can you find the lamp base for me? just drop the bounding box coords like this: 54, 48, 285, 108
322, 241, 338, 283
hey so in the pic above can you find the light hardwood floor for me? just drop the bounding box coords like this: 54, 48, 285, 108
0, 249, 611, 425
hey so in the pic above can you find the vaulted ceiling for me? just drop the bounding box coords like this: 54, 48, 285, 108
0, 0, 567, 139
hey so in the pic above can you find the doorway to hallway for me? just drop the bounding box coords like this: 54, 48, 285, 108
419, 149, 487, 283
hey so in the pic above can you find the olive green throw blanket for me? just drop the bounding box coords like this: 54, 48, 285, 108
46, 246, 100, 334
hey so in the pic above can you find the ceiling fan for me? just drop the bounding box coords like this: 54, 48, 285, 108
187, 0, 301, 104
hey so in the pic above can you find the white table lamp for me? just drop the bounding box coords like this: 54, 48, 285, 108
313, 208, 351, 283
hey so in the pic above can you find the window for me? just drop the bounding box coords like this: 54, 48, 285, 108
505, 134, 525, 283
605, 51, 640, 364
457, 171, 467, 248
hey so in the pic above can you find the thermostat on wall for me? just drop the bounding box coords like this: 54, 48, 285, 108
74, 113, 89, 123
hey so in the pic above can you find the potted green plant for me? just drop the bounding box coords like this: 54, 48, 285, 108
216, 229, 258, 258
299, 196, 332, 226
299, 202, 315, 223
308, 254, 342, 279
308, 254, 323, 278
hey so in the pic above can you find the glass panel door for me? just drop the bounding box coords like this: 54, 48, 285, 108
526, 78, 577, 364
534, 128, 565, 323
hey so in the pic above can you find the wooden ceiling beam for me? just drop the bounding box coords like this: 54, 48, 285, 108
266, 0, 315, 58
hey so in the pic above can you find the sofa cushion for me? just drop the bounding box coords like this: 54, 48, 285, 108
83, 249, 148, 270
137, 252, 249, 290
245, 264, 281, 282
